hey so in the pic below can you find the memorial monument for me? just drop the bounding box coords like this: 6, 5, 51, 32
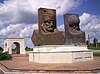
31, 8, 64, 46
29, 8, 93, 63
64, 14, 85, 45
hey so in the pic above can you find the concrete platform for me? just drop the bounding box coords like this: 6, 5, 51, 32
0, 55, 100, 74
29, 46, 93, 63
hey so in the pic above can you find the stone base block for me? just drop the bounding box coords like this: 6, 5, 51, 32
29, 46, 93, 63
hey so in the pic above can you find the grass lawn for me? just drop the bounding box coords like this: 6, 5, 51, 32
87, 43, 100, 56
89, 47, 100, 50
93, 52, 100, 56
89, 43, 100, 50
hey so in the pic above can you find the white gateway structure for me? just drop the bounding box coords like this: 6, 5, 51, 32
4, 35, 25, 54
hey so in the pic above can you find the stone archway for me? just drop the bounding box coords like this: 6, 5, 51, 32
12, 42, 20, 54
4, 35, 25, 54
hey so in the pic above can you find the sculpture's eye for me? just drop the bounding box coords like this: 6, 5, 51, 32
44, 10, 47, 12
48, 21, 51, 24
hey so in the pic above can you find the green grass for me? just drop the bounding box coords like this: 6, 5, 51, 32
25, 48, 33, 51
88, 43, 100, 50
89, 47, 100, 50
93, 53, 100, 56
88, 43, 100, 56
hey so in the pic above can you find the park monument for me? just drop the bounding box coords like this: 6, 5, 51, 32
29, 8, 93, 63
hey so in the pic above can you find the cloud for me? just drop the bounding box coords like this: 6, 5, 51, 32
0, 23, 38, 37
0, 23, 38, 47
0, 0, 82, 25
58, 24, 64, 31
0, 0, 100, 47
1, 1, 99, 47
0, 20, 4, 29
80, 13, 100, 30
0, 0, 83, 47
80, 13, 100, 42
24, 38, 34, 48
0, 24, 23, 36
19, 24, 38, 37
58, 13, 100, 42
0, 0, 38, 25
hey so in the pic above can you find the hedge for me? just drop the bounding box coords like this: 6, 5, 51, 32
0, 52, 12, 60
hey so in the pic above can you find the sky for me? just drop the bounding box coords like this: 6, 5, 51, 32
0, 0, 100, 48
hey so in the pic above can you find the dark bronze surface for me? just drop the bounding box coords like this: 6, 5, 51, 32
38, 8, 57, 34
64, 14, 85, 45
31, 8, 85, 46
32, 8, 65, 46
32, 30, 65, 46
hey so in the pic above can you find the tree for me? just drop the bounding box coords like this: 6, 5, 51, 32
86, 40, 90, 48
93, 37, 98, 47
0, 47, 3, 52
25, 46, 28, 49
25, 46, 33, 51
86, 35, 90, 48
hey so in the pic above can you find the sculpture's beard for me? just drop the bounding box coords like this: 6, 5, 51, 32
46, 27, 54, 32
44, 22, 54, 32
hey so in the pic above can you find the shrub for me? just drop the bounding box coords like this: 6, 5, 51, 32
0, 52, 12, 60
25, 47, 33, 51
0, 47, 3, 53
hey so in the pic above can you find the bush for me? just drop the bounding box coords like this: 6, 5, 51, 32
0, 47, 3, 53
25, 47, 33, 51
0, 52, 12, 60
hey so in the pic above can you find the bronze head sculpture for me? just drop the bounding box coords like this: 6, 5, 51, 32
31, 8, 85, 46
31, 8, 64, 46
38, 8, 59, 34
64, 14, 85, 45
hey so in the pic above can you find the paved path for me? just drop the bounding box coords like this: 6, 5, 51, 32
0, 69, 4, 74
0, 55, 100, 74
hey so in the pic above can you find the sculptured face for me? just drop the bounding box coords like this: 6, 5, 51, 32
43, 20, 54, 32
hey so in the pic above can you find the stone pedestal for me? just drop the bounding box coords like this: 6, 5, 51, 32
29, 45, 93, 63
